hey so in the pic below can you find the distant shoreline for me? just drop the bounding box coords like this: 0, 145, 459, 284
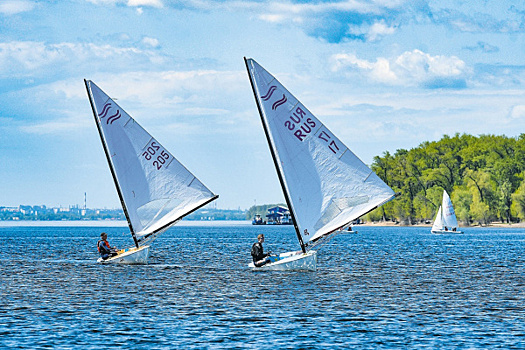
0, 220, 252, 227
361, 221, 525, 228
1, 220, 525, 229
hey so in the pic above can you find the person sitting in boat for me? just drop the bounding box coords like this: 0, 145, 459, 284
98, 232, 119, 260
251, 233, 271, 267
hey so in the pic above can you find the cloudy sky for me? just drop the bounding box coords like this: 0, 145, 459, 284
1, 0, 525, 210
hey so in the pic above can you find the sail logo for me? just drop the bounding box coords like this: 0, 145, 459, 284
261, 86, 276, 101
272, 95, 287, 110
261, 85, 287, 111
98, 103, 122, 125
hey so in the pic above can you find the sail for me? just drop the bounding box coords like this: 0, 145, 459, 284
442, 190, 458, 229
245, 58, 395, 244
432, 206, 443, 231
85, 80, 217, 243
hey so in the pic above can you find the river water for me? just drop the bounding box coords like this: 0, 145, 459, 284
1, 223, 524, 349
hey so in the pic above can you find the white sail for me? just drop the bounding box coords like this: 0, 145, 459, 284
246, 58, 395, 244
442, 190, 458, 229
85, 80, 217, 244
432, 206, 443, 232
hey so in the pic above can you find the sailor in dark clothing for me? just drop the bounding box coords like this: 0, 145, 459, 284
97, 232, 118, 260
251, 233, 271, 267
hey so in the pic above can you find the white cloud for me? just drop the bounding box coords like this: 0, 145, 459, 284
84, 0, 120, 5
367, 20, 396, 41
20, 119, 88, 135
19, 68, 248, 136
510, 105, 525, 119
331, 50, 469, 88
258, 13, 287, 23
141, 37, 160, 48
0, 0, 35, 15
82, 70, 245, 108
127, 0, 163, 8
85, 0, 162, 7
0, 41, 167, 78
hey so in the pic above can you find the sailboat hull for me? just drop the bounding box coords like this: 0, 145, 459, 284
431, 229, 463, 234
97, 245, 150, 265
248, 250, 317, 271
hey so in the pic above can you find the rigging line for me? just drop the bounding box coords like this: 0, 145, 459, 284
84, 80, 139, 249
244, 57, 306, 253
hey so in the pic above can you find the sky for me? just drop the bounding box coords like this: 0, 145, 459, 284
1, 0, 525, 210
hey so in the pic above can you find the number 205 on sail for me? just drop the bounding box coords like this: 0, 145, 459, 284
142, 140, 171, 170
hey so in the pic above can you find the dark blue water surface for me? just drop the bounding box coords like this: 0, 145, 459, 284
1, 223, 525, 349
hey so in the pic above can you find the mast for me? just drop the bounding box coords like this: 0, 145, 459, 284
244, 57, 306, 253
84, 79, 139, 248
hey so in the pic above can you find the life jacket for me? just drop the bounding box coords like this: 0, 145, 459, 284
251, 242, 263, 261
97, 240, 110, 254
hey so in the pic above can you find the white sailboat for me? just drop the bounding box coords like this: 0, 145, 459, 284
431, 190, 462, 234
85, 80, 218, 264
244, 58, 396, 271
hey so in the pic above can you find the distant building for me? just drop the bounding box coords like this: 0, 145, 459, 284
266, 205, 293, 225
1, 206, 19, 213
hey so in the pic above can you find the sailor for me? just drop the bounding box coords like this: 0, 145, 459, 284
251, 233, 271, 267
97, 232, 118, 260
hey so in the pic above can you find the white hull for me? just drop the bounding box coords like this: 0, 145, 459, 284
431, 229, 463, 234
248, 250, 317, 271
341, 230, 357, 234
97, 245, 150, 265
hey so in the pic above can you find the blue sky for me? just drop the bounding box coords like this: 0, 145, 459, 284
1, 0, 525, 210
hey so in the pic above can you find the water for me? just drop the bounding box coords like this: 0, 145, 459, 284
1, 223, 525, 349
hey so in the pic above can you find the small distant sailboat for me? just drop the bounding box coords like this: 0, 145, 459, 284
341, 227, 358, 234
244, 58, 396, 271
85, 80, 218, 264
431, 190, 462, 234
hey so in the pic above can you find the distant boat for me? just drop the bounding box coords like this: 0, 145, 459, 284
340, 227, 358, 234
85, 80, 218, 264
244, 58, 396, 271
252, 214, 266, 225
431, 190, 462, 234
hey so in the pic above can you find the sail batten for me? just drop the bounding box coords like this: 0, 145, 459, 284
245, 58, 395, 247
85, 80, 217, 246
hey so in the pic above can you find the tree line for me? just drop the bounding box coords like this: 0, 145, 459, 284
367, 133, 525, 226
